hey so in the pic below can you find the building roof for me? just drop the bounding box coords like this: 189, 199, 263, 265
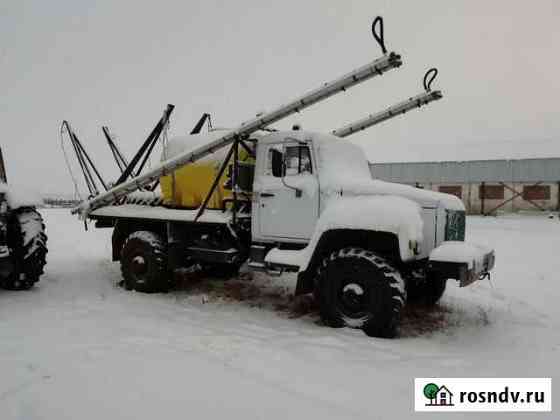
362, 138, 560, 164
370, 157, 560, 183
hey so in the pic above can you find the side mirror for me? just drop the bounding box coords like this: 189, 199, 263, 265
271, 149, 283, 177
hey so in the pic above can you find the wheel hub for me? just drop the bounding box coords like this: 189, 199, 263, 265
340, 282, 367, 316
131, 255, 147, 276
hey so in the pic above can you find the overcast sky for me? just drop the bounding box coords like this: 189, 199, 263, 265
2, 0, 559, 196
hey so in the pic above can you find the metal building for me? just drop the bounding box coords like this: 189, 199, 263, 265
369, 158, 560, 214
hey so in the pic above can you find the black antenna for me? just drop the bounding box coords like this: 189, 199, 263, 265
423, 68, 438, 92
372, 16, 387, 54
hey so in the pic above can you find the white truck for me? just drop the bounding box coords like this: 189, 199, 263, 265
73, 17, 495, 337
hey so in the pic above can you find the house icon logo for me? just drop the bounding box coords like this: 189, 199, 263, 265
423, 383, 454, 407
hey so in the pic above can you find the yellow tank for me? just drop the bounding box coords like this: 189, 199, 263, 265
160, 132, 253, 209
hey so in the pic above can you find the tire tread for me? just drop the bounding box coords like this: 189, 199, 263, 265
316, 247, 406, 338
2, 207, 48, 290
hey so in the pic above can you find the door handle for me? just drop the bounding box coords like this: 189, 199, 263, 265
260, 192, 275, 198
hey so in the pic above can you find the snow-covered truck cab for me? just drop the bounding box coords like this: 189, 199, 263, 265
249, 129, 494, 335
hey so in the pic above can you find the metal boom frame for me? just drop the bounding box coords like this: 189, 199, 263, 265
75, 51, 403, 217
61, 121, 108, 196
102, 126, 129, 173
332, 68, 443, 138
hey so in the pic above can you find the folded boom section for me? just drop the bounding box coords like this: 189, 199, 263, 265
74, 52, 402, 217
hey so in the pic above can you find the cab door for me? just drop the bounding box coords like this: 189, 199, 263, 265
256, 141, 319, 241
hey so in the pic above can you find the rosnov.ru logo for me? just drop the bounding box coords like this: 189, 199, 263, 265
423, 383, 454, 407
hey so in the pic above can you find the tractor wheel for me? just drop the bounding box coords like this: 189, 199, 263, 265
120, 231, 170, 293
3, 207, 48, 290
316, 247, 406, 338
406, 273, 447, 306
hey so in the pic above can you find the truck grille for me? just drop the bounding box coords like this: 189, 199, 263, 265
445, 210, 466, 241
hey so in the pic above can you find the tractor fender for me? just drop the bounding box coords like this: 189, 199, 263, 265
294, 195, 423, 295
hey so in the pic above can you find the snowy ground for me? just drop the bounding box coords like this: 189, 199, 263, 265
1, 209, 558, 419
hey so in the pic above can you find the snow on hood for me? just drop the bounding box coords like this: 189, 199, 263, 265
0, 182, 42, 209
314, 195, 423, 243
314, 137, 465, 211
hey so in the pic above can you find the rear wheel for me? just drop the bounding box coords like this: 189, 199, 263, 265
2, 207, 47, 290
316, 247, 406, 338
120, 231, 170, 293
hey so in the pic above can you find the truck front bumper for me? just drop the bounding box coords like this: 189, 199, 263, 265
428, 241, 495, 287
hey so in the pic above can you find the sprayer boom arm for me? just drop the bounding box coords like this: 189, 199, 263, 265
332, 89, 442, 138
74, 52, 402, 217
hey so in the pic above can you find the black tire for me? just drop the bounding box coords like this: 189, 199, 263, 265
2, 207, 48, 290
406, 273, 447, 306
316, 247, 406, 338
120, 231, 170, 293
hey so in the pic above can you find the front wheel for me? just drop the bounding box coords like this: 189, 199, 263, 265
316, 247, 406, 338
120, 231, 170, 293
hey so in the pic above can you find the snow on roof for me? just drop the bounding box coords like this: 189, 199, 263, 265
257, 130, 314, 145
163, 130, 232, 162
361, 138, 560, 164
164, 129, 271, 163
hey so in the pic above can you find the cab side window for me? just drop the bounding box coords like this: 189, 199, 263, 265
264, 144, 312, 177
284, 145, 312, 176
